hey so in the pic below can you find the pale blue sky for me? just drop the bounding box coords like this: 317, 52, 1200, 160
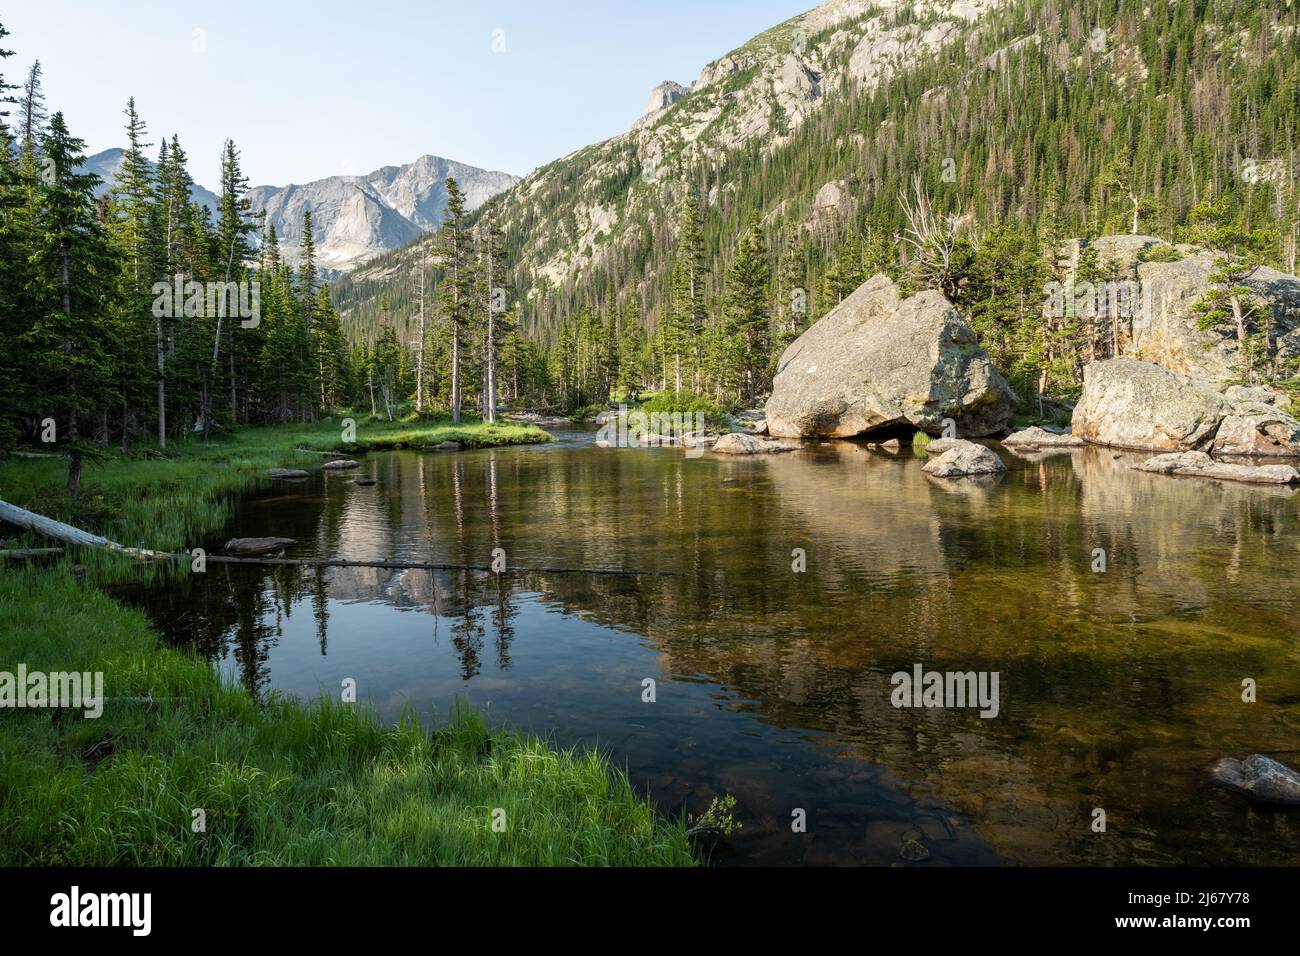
7, 0, 811, 188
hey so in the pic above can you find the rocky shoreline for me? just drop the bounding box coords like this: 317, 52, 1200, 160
750, 252, 1300, 484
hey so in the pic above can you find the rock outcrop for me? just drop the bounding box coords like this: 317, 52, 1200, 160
765, 274, 1016, 440
1074, 235, 1300, 388
645, 81, 689, 116
1072, 358, 1230, 451
1211, 404, 1300, 456
921, 440, 1007, 478
1072, 357, 1300, 456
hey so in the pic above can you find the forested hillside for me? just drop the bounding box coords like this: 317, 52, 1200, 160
335, 0, 1300, 413
4, 0, 1299, 485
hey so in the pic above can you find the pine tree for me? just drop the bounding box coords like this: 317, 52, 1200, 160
25, 113, 119, 492
18, 59, 45, 160
723, 216, 772, 404
107, 98, 158, 446
1186, 196, 1279, 384
298, 206, 317, 329
438, 177, 475, 422
478, 207, 505, 422
211, 138, 256, 430
667, 193, 707, 392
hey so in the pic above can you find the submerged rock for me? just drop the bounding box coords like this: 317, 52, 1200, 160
712, 433, 801, 455
267, 468, 310, 479
921, 440, 1007, 478
321, 459, 360, 470
1211, 754, 1300, 805
352, 477, 376, 486
224, 537, 297, 556
1135, 451, 1300, 484
1002, 426, 1084, 448
764, 274, 1016, 440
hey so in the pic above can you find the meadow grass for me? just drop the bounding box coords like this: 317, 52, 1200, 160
0, 567, 696, 866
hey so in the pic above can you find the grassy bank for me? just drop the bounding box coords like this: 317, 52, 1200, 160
0, 568, 695, 865
0, 415, 697, 865
0, 414, 551, 558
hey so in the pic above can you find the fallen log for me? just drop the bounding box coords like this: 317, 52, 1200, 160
0, 498, 172, 561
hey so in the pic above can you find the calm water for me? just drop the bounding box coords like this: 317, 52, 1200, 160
124, 426, 1300, 865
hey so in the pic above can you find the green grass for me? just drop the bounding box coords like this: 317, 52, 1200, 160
0, 567, 697, 866
912, 432, 932, 457
0, 414, 552, 565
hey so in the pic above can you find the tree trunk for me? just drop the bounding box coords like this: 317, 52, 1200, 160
416, 264, 426, 415
156, 315, 166, 449
451, 260, 462, 424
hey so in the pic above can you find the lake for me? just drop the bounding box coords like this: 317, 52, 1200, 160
122, 426, 1300, 865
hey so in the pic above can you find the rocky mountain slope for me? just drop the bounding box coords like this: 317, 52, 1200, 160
344, 0, 1006, 289
84, 147, 220, 215
85, 149, 517, 275
249, 155, 517, 273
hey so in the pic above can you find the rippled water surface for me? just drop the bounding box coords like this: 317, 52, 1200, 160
124, 426, 1300, 865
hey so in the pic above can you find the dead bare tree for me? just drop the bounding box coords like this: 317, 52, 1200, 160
897, 173, 970, 298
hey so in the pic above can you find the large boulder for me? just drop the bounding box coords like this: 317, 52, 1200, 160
1072, 358, 1228, 451
765, 274, 1016, 439
1073, 357, 1300, 455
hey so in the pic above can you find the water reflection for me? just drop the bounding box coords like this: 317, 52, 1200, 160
122, 429, 1300, 866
